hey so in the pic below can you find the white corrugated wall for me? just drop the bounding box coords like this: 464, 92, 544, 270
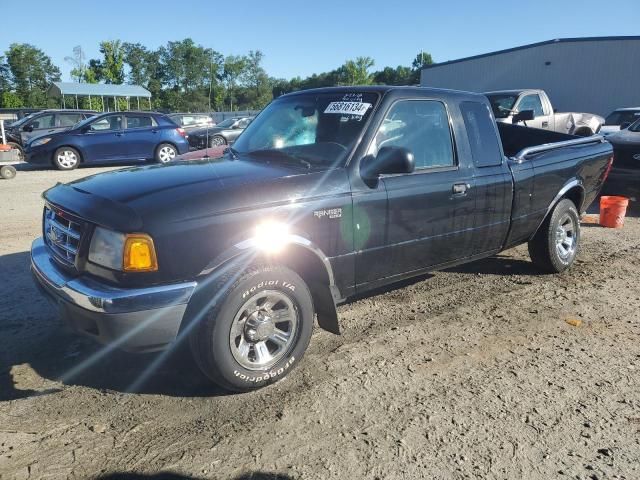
420, 38, 640, 116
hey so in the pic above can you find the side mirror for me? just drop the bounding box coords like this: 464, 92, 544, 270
513, 109, 535, 123
620, 122, 631, 130
23, 124, 33, 132
80, 126, 90, 134
361, 146, 415, 180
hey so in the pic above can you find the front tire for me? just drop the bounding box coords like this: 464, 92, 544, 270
53, 147, 80, 170
528, 198, 580, 273
155, 143, 177, 164
190, 264, 314, 392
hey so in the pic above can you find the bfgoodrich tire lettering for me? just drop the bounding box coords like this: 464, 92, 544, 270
528, 198, 581, 273
190, 264, 314, 392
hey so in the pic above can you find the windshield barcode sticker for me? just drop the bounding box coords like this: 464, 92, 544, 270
324, 102, 371, 116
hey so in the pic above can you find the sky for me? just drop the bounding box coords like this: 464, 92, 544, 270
1, 0, 639, 82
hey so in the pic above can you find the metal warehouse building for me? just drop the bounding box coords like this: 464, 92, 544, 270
420, 36, 640, 116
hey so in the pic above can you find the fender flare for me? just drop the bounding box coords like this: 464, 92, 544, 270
198, 234, 341, 335
530, 178, 585, 239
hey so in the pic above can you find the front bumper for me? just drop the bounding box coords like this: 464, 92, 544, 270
30, 237, 197, 352
24, 147, 52, 165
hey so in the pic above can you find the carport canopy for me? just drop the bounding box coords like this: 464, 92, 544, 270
47, 82, 152, 111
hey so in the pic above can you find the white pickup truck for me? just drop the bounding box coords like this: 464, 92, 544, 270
485, 89, 604, 136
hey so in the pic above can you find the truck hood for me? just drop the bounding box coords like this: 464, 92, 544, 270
45, 156, 327, 231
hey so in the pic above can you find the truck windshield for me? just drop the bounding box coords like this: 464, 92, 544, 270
486, 94, 518, 118
233, 92, 379, 167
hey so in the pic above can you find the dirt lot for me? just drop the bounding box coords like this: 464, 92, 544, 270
0, 164, 639, 480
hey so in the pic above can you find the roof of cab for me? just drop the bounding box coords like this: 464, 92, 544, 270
280, 85, 487, 101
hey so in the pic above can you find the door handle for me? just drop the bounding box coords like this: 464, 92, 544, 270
542, 121, 549, 128
151, 129, 158, 133
115, 132, 123, 137
452, 183, 470, 195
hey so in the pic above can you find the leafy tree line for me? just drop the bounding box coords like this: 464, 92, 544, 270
0, 40, 433, 112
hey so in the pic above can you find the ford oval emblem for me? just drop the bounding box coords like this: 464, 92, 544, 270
633, 153, 640, 161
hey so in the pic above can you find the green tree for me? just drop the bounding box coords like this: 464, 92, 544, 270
240, 50, 272, 109
411, 51, 434, 70
410, 51, 434, 83
158, 39, 223, 111
1, 91, 23, 108
122, 42, 150, 85
99, 40, 125, 84
373, 65, 412, 85
5, 43, 60, 107
83, 59, 101, 83
339, 57, 375, 85
222, 55, 247, 111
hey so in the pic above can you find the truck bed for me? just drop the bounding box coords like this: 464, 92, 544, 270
497, 123, 576, 157
497, 122, 612, 247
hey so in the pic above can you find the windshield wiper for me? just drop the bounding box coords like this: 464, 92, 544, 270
248, 149, 311, 169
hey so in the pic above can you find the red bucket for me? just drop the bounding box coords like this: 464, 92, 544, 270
599, 196, 629, 228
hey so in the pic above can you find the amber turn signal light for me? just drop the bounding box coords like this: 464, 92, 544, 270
123, 234, 158, 272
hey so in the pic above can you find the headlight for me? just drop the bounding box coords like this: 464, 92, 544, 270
88, 228, 158, 272
31, 137, 52, 147
88, 227, 125, 270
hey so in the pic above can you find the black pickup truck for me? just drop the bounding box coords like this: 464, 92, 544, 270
31, 86, 613, 391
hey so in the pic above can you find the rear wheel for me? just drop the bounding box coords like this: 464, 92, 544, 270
155, 143, 177, 164
0, 165, 16, 179
53, 147, 80, 170
528, 198, 580, 273
189, 264, 314, 392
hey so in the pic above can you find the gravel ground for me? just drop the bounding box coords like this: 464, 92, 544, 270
0, 164, 639, 480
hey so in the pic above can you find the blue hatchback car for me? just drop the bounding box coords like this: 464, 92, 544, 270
24, 111, 189, 170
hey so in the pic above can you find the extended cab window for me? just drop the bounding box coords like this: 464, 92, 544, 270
126, 115, 155, 129
373, 100, 454, 169
90, 115, 122, 132
460, 101, 503, 167
517, 95, 544, 117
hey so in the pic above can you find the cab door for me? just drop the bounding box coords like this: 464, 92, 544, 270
358, 99, 477, 281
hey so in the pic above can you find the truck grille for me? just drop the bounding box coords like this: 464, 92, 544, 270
43, 206, 84, 266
